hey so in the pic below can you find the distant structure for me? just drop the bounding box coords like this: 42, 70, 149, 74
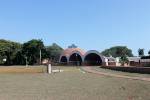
59, 48, 150, 67
68, 44, 78, 48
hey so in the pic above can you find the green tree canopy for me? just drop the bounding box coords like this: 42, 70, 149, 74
68, 44, 78, 48
22, 39, 45, 65
46, 43, 63, 62
148, 50, 150, 56
138, 48, 144, 57
0, 39, 22, 65
119, 55, 129, 66
0, 39, 64, 65
101, 46, 133, 57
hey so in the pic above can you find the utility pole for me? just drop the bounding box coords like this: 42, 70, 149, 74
40, 49, 41, 65
25, 56, 28, 67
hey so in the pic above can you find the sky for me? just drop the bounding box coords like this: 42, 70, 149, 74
0, 0, 150, 56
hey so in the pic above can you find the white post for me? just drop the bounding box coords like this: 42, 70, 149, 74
25, 57, 28, 67
105, 58, 108, 66
48, 64, 52, 74
116, 58, 120, 66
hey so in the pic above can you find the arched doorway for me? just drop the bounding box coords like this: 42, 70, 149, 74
84, 53, 102, 66
60, 56, 67, 64
69, 53, 82, 66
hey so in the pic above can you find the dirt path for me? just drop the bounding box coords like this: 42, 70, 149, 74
82, 67, 150, 82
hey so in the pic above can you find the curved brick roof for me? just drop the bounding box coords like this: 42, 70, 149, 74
60, 48, 85, 57
84, 50, 105, 62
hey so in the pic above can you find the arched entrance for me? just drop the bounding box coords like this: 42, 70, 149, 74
60, 56, 67, 65
69, 53, 82, 66
60, 56, 67, 63
84, 53, 102, 66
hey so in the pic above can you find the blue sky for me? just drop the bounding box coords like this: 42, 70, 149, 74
0, 0, 150, 56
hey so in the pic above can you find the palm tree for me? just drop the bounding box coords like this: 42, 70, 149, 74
148, 50, 150, 56
138, 48, 144, 57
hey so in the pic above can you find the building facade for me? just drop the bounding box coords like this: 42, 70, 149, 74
59, 48, 150, 67
59, 48, 110, 66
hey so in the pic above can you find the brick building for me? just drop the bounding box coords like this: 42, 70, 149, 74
59, 48, 150, 67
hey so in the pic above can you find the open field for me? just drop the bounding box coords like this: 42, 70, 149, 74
0, 66, 47, 73
0, 66, 149, 100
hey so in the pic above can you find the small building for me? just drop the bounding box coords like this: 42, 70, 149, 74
59, 48, 150, 67
140, 56, 150, 67
105, 57, 117, 66
128, 57, 141, 66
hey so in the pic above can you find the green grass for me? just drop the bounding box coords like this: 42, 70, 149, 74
0, 65, 47, 73
0, 66, 149, 100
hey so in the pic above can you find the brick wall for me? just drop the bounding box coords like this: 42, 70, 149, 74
101, 66, 150, 74
108, 62, 116, 66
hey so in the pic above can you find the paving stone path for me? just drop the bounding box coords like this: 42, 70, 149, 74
82, 67, 150, 82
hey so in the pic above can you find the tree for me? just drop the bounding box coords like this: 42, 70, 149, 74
0, 39, 63, 65
138, 48, 144, 57
68, 44, 77, 48
46, 43, 63, 62
13, 50, 26, 65
22, 39, 45, 65
101, 46, 133, 57
119, 55, 129, 66
148, 50, 150, 56
0, 39, 22, 65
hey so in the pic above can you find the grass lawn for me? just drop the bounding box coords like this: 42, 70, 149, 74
0, 65, 47, 73
0, 66, 149, 100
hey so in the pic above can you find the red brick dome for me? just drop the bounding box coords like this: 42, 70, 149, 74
60, 48, 85, 57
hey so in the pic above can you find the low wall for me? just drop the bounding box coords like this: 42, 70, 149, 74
129, 61, 150, 67
108, 62, 116, 66
101, 66, 150, 74
129, 61, 140, 66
